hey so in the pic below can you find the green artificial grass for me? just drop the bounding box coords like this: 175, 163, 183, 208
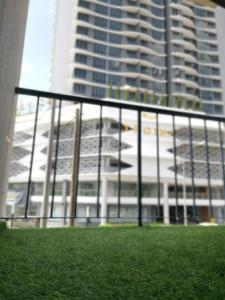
0, 226, 225, 299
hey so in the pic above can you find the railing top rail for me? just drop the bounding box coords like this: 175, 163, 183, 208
15, 87, 225, 122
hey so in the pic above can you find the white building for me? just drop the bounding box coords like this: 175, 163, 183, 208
51, 0, 225, 114
7, 101, 225, 225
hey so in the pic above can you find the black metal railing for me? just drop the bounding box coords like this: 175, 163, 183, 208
3, 87, 225, 226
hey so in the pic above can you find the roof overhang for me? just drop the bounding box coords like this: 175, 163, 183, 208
211, 0, 225, 8
192, 0, 225, 8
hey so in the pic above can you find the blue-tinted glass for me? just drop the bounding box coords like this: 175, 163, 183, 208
94, 30, 107, 41
92, 87, 106, 98
92, 72, 106, 83
110, 20, 121, 30
93, 57, 106, 69
74, 83, 86, 94
109, 47, 121, 57
95, 4, 108, 15
93, 43, 107, 54
95, 17, 107, 27
74, 68, 86, 78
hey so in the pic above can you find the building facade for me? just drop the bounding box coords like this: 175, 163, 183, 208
7, 104, 225, 225
51, 0, 224, 114
0, 0, 29, 217
6, 0, 225, 226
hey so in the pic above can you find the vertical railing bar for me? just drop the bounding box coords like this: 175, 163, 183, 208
25, 96, 40, 218
137, 110, 143, 227
204, 119, 213, 218
156, 113, 161, 219
69, 106, 81, 227
96, 105, 103, 218
219, 122, 225, 222
172, 115, 179, 223
74, 102, 83, 218
117, 108, 122, 218
188, 117, 196, 219
50, 99, 62, 218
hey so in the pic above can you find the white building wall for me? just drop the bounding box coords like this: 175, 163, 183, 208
0, 0, 29, 217
50, 0, 74, 94
216, 6, 225, 108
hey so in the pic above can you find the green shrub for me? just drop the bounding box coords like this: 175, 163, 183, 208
107, 84, 112, 98
115, 87, 121, 100
184, 98, 188, 110
159, 96, 165, 106
144, 90, 148, 103
135, 89, 140, 102
176, 96, 182, 109
0, 221, 7, 232
152, 93, 158, 105
125, 89, 129, 101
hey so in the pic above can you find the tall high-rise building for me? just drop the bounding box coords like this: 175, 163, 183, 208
51, 0, 225, 114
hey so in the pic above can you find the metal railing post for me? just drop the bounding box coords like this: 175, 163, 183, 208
69, 108, 80, 227
137, 110, 143, 227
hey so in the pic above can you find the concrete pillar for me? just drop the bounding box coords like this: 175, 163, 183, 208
183, 182, 188, 226
62, 180, 68, 226
213, 207, 223, 224
163, 182, 170, 225
101, 177, 108, 225
0, 1, 29, 218
41, 100, 56, 228
86, 205, 90, 226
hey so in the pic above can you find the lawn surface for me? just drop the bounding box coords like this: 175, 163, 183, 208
0, 226, 225, 299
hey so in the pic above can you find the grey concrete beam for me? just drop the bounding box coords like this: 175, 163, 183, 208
0, 0, 29, 217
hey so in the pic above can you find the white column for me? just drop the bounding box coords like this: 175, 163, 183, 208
0, 1, 29, 217
163, 181, 170, 225
214, 207, 222, 224
183, 181, 188, 226
101, 177, 108, 225
41, 100, 56, 228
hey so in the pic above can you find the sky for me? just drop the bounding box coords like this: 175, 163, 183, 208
20, 0, 55, 91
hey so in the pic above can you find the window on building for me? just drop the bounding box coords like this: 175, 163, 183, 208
110, 8, 122, 18
78, 182, 98, 196
109, 33, 121, 43
109, 20, 122, 30
127, 77, 136, 86
77, 13, 89, 22
76, 39, 88, 49
127, 64, 137, 72
108, 60, 120, 70
77, 26, 89, 35
109, 47, 121, 57
94, 30, 107, 41
213, 92, 222, 100
151, 6, 164, 17
74, 68, 86, 78
75, 53, 87, 64
79, 0, 90, 8
110, 0, 122, 5
95, 17, 108, 28
152, 30, 164, 40
92, 86, 106, 98
74, 83, 86, 94
93, 57, 106, 69
92, 71, 106, 83
108, 74, 120, 85
152, 18, 164, 28
93, 43, 107, 54
95, 4, 108, 15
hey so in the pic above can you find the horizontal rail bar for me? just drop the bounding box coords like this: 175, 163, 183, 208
15, 87, 225, 122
